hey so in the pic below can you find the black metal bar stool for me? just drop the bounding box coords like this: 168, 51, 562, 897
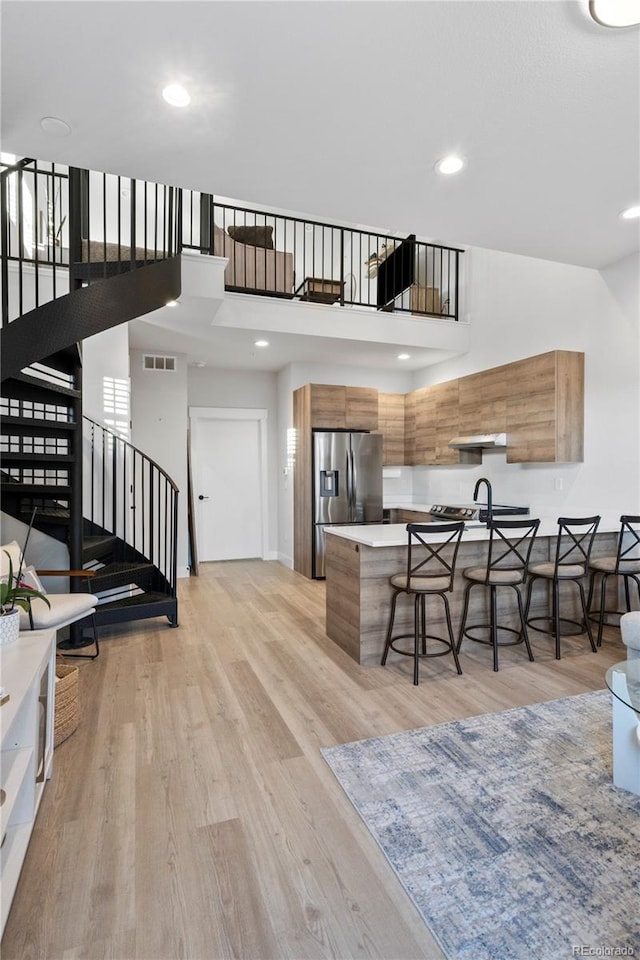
587, 514, 640, 647
457, 518, 540, 672
381, 522, 465, 685
525, 515, 601, 659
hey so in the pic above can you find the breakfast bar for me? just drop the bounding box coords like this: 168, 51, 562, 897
325, 518, 620, 666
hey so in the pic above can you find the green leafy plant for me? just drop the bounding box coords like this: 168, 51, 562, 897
1, 550, 50, 615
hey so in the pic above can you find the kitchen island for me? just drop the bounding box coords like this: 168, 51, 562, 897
325, 518, 621, 666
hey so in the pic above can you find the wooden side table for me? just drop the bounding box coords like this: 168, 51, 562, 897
295, 277, 344, 304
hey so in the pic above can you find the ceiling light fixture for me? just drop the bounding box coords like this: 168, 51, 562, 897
620, 205, 640, 219
436, 155, 465, 176
397, 353, 411, 360
40, 116, 72, 138
162, 84, 191, 107
588, 0, 640, 26
254, 340, 269, 347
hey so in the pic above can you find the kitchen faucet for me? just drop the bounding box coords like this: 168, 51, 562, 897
473, 477, 493, 525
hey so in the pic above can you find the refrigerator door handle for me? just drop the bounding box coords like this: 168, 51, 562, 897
350, 448, 357, 519
345, 449, 352, 514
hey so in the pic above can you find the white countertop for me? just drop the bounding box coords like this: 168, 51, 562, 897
326, 514, 622, 548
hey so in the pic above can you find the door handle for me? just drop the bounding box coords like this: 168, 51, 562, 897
198, 495, 209, 500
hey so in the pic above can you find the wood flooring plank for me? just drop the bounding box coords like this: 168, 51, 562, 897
1, 559, 629, 960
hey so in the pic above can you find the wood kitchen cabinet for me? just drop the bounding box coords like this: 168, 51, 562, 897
293, 382, 379, 578
307, 384, 378, 431
407, 383, 481, 466
458, 365, 507, 436
404, 390, 417, 464
505, 350, 584, 463
378, 392, 405, 465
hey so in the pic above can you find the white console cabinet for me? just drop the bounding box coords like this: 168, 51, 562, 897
1, 629, 56, 937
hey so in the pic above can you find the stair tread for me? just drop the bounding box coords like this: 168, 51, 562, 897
94, 561, 154, 572
97, 591, 173, 609
0, 482, 71, 494
0, 453, 75, 462
0, 416, 76, 431
10, 372, 81, 398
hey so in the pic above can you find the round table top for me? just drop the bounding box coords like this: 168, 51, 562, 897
605, 660, 640, 713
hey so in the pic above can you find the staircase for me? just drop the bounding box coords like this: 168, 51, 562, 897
1, 158, 182, 642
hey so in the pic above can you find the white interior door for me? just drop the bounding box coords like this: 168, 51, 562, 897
191, 410, 266, 562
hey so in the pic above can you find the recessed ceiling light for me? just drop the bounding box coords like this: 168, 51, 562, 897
165, 299, 178, 307
254, 340, 269, 348
162, 84, 191, 107
436, 155, 465, 176
397, 353, 411, 360
620, 205, 640, 219
40, 116, 72, 138
589, 0, 640, 27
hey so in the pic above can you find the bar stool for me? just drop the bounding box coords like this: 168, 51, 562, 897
381, 522, 465, 685
525, 515, 600, 659
457, 518, 540, 672
587, 515, 640, 647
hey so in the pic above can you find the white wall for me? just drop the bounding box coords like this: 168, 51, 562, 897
187, 368, 279, 560
124, 249, 638, 577
409, 247, 640, 518
130, 348, 189, 578
82, 324, 130, 433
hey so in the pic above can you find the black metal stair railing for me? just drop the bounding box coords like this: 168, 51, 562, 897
1, 158, 182, 330
83, 416, 178, 623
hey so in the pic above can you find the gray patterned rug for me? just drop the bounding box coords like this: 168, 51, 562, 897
322, 691, 640, 960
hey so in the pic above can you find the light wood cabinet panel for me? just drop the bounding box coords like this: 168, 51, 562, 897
345, 387, 379, 430
309, 384, 346, 429
378, 393, 405, 465
293, 386, 313, 576
506, 350, 584, 463
414, 387, 436, 464
404, 391, 417, 465
433, 380, 461, 465
458, 366, 507, 436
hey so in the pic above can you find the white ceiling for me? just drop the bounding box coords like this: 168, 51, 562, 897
2, 0, 639, 371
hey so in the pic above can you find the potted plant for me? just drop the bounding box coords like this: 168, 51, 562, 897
1, 550, 50, 645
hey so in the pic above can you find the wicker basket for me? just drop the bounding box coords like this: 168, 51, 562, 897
54, 662, 79, 747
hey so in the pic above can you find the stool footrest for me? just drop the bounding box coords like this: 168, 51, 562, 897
527, 615, 587, 638
461, 624, 526, 648
387, 633, 455, 659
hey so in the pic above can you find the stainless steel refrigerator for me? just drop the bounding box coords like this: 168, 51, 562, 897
313, 430, 383, 578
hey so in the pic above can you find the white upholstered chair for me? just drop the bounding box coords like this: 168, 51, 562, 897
1, 540, 100, 658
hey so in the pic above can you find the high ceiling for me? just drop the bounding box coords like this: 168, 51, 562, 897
2, 0, 639, 273
2, 1, 639, 373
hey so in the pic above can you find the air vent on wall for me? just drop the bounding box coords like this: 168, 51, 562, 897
143, 354, 176, 372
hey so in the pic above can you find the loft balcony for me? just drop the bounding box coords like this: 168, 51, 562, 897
2, 158, 468, 367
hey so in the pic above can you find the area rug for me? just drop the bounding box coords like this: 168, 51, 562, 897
321, 691, 640, 960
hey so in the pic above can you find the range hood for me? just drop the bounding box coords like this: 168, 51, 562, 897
449, 433, 507, 450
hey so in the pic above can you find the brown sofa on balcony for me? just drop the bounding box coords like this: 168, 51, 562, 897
213, 223, 294, 296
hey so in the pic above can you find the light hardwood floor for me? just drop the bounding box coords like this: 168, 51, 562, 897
2, 560, 627, 960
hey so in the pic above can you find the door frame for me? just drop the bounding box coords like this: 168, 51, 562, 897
188, 406, 269, 562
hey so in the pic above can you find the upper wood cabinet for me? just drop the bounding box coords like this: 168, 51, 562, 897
505, 350, 584, 463
458, 366, 507, 436
378, 393, 405, 465
413, 387, 436, 465
307, 384, 378, 431
345, 387, 379, 430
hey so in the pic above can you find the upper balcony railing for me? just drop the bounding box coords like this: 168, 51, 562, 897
1, 156, 463, 326
180, 195, 463, 321
1, 158, 180, 327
